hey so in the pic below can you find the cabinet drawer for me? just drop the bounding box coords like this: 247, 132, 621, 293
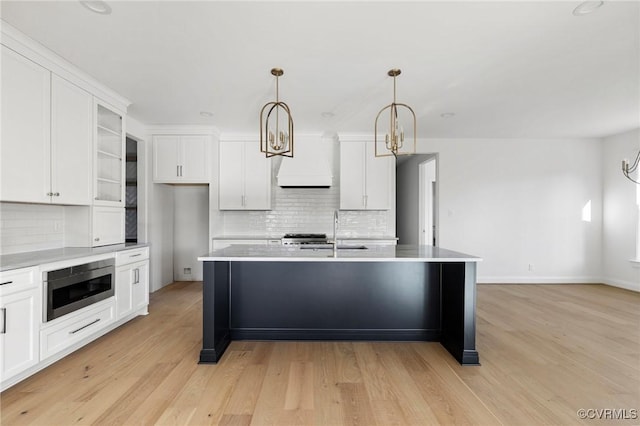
116, 247, 149, 266
0, 267, 37, 295
40, 299, 114, 360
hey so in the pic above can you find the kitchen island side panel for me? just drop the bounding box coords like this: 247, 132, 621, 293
229, 261, 441, 340
199, 261, 231, 363
440, 262, 480, 365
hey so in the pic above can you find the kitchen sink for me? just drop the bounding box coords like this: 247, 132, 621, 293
299, 244, 368, 250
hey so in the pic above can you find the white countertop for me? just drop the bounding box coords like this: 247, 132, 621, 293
0, 243, 149, 272
198, 244, 481, 263
212, 235, 398, 241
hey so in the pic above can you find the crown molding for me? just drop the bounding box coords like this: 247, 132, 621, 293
1, 20, 131, 111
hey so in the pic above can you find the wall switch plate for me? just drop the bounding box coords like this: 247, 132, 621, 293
184, 267, 191, 275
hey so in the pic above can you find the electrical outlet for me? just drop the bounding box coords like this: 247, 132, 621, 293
184, 267, 191, 275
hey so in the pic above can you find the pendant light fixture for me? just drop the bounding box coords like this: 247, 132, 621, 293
260, 68, 294, 157
622, 149, 640, 184
374, 68, 416, 157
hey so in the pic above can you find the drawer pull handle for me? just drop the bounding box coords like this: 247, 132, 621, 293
0, 281, 13, 286
69, 318, 100, 335
1, 308, 6, 334
130, 253, 142, 257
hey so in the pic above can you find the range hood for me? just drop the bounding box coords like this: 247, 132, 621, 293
276, 135, 333, 187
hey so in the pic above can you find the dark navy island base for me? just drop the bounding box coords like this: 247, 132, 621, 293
198, 245, 481, 366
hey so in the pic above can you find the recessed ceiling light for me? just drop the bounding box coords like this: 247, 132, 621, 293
572, 1, 604, 16
440, 112, 456, 119
321, 112, 335, 119
79, 1, 112, 15
200, 111, 214, 117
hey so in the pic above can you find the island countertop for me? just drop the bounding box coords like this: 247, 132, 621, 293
198, 244, 481, 263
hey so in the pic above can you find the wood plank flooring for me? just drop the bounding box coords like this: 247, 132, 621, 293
2, 282, 638, 425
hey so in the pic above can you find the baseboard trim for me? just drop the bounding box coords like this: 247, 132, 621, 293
478, 276, 602, 284
601, 277, 640, 292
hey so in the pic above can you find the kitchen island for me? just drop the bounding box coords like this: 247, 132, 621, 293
197, 245, 482, 365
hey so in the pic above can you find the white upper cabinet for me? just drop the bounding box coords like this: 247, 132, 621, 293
153, 135, 211, 183
64, 205, 125, 247
1, 46, 94, 205
94, 100, 125, 206
219, 140, 272, 210
52, 75, 93, 205
340, 139, 394, 210
1, 46, 51, 203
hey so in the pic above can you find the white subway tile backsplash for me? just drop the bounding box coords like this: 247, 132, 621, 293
0, 202, 65, 255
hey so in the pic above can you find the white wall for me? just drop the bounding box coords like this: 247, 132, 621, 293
173, 185, 209, 281
602, 128, 640, 291
147, 182, 174, 292
418, 138, 603, 284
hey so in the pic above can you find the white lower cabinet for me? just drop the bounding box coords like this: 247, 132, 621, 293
0, 268, 40, 384
115, 247, 149, 319
40, 299, 114, 360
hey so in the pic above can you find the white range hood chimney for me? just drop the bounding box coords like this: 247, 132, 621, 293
276, 135, 333, 187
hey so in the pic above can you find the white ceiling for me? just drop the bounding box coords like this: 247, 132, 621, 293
1, 1, 638, 139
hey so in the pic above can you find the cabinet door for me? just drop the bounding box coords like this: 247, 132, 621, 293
180, 136, 209, 182
115, 267, 133, 319
0, 288, 39, 382
51, 75, 92, 205
153, 136, 181, 182
219, 142, 245, 209
243, 144, 272, 210
339, 142, 366, 210
92, 206, 125, 246
131, 261, 149, 312
0, 46, 51, 203
364, 144, 393, 210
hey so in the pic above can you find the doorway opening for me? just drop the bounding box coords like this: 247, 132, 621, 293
419, 157, 437, 246
396, 154, 438, 245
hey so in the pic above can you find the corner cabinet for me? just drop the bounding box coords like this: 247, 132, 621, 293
94, 100, 125, 207
153, 135, 211, 183
1, 46, 92, 205
219, 141, 272, 210
0, 268, 40, 386
340, 140, 394, 210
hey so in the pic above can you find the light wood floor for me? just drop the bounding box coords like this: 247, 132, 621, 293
2, 282, 639, 425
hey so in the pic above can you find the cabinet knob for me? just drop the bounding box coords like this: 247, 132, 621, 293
47, 192, 53, 196
94, 237, 100, 242
53, 192, 60, 197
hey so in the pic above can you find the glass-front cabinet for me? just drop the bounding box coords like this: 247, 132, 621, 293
94, 100, 125, 206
